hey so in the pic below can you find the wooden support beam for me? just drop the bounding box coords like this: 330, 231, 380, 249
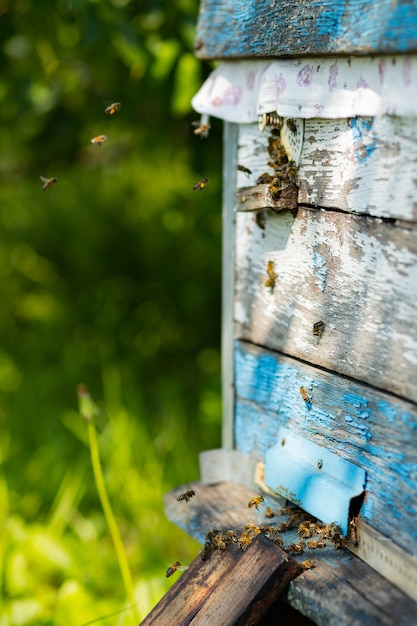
140, 534, 300, 626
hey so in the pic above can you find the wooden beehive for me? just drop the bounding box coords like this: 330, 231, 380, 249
142, 2, 417, 624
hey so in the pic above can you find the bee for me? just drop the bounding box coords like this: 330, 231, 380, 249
258, 111, 282, 132
104, 101, 121, 115
40, 176, 58, 191
313, 320, 325, 337
300, 386, 312, 404
238, 531, 253, 551
225, 530, 238, 543
274, 161, 298, 184
297, 523, 314, 538
237, 164, 252, 176
193, 177, 209, 191
286, 119, 298, 133
248, 495, 264, 510
307, 539, 326, 549
192, 120, 211, 138
280, 505, 298, 516
264, 507, 275, 519
200, 541, 212, 561
205, 528, 220, 541
176, 490, 197, 503
285, 540, 305, 555
245, 524, 261, 537
91, 134, 108, 146
256, 172, 273, 185
212, 532, 229, 551
165, 561, 188, 577
264, 261, 277, 289
300, 559, 316, 570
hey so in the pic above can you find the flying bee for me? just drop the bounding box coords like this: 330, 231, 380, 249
165, 561, 188, 577
40, 176, 58, 191
237, 164, 252, 176
264, 507, 275, 519
264, 261, 277, 289
91, 134, 108, 146
300, 386, 312, 404
313, 320, 325, 337
176, 489, 197, 503
193, 177, 209, 191
192, 120, 211, 138
300, 559, 316, 570
104, 101, 121, 115
248, 495, 264, 510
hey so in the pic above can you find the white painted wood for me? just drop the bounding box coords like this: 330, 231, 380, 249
222, 122, 238, 449
234, 207, 417, 403
236, 117, 417, 223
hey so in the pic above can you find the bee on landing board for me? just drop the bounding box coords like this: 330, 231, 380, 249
176, 489, 197, 503
193, 177, 209, 191
91, 134, 108, 146
165, 561, 188, 577
40, 176, 58, 191
104, 102, 121, 115
248, 495, 264, 510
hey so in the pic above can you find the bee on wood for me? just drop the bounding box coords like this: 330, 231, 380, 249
192, 120, 211, 138
300, 559, 316, 570
297, 523, 314, 538
256, 172, 273, 185
274, 160, 298, 184
205, 528, 220, 541
212, 532, 229, 551
200, 541, 212, 561
313, 320, 325, 337
248, 495, 264, 510
104, 101, 121, 115
238, 531, 253, 551
237, 164, 252, 176
285, 540, 305, 555
166, 561, 188, 577
91, 134, 108, 146
245, 524, 261, 537
193, 177, 209, 191
40, 176, 58, 191
258, 111, 282, 132
225, 529, 239, 543
177, 490, 197, 503
299, 386, 312, 404
286, 119, 298, 133
307, 538, 326, 549
264, 507, 275, 519
264, 261, 277, 288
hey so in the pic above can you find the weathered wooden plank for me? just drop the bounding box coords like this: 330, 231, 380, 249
299, 116, 417, 222
234, 341, 417, 555
164, 481, 417, 625
236, 119, 417, 223
237, 183, 298, 212
195, 0, 417, 59
141, 533, 300, 626
234, 207, 417, 402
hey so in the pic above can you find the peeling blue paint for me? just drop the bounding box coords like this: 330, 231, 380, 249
349, 117, 377, 163
311, 250, 327, 292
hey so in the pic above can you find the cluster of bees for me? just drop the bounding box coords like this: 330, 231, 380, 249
40, 101, 122, 190
166, 489, 347, 578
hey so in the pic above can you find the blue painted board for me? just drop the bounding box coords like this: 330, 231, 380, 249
195, 0, 417, 59
234, 340, 417, 555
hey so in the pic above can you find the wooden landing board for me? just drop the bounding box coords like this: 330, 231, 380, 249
236, 119, 417, 223
163, 481, 417, 626
234, 207, 417, 403
195, 1, 417, 60
141, 533, 299, 626
234, 341, 417, 556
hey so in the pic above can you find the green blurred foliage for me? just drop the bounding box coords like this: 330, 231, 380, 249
0, 0, 223, 623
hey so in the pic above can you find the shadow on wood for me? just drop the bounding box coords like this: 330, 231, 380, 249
140, 534, 300, 626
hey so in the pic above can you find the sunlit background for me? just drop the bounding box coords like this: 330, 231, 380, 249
0, 1, 222, 623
